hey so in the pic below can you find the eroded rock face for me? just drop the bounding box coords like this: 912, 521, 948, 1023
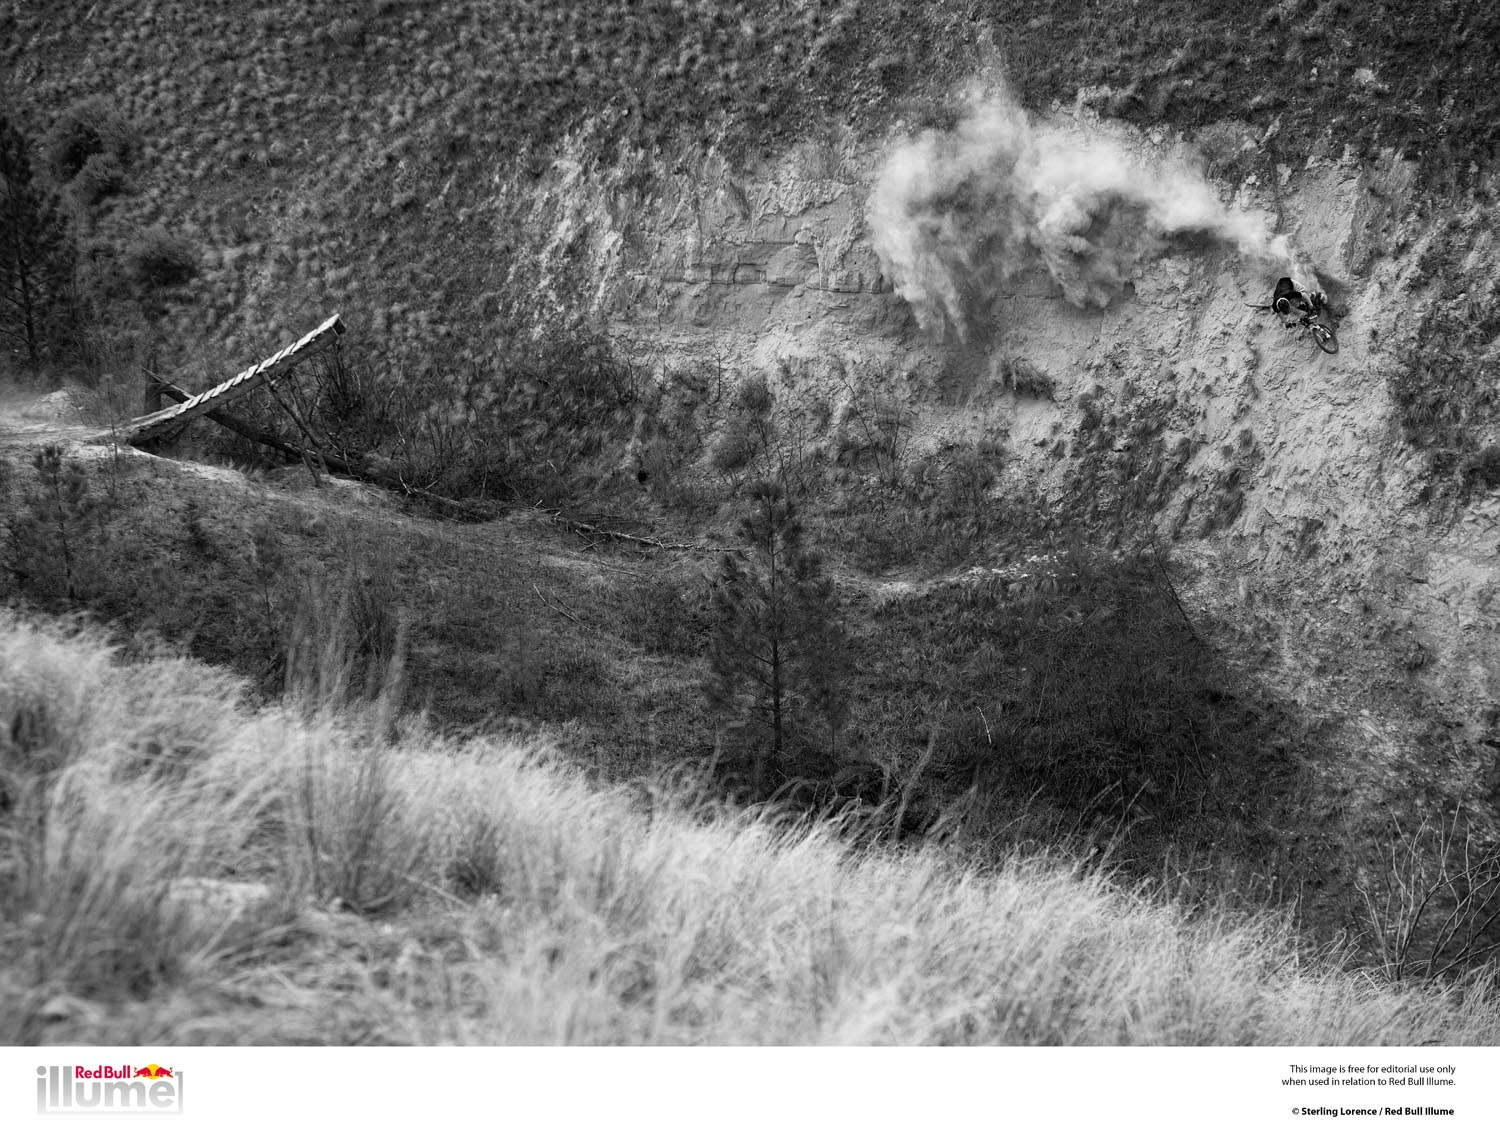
613, 149, 918, 380
576, 118, 1500, 815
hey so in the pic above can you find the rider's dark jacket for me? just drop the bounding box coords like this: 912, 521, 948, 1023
1273, 276, 1321, 321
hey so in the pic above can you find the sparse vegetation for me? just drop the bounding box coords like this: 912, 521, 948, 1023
1390, 295, 1500, 501
1355, 810, 1500, 985
615, 566, 714, 660
1068, 386, 1201, 541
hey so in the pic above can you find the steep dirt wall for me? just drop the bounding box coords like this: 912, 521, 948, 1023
574, 117, 1500, 808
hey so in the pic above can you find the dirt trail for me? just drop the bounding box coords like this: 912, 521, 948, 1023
0, 386, 100, 452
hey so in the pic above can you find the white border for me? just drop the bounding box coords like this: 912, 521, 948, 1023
4, 1047, 1498, 1132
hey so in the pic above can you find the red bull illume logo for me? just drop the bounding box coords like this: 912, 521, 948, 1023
36, 1063, 183, 1114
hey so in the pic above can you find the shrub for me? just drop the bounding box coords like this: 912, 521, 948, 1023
67, 153, 127, 206
734, 371, 773, 415
834, 378, 910, 488
812, 436, 1014, 573
281, 343, 400, 464
904, 439, 1007, 559
709, 375, 773, 476
44, 98, 137, 201
123, 226, 199, 291
707, 372, 829, 495
1356, 811, 1500, 983
998, 552, 1226, 815
387, 327, 641, 505
998, 357, 1056, 400
708, 411, 763, 476
1460, 445, 1500, 492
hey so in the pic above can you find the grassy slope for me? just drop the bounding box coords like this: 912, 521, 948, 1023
0, 435, 1327, 908
3, 611, 1497, 1045
0, 436, 707, 774
1004, 0, 1500, 171
3, 0, 1496, 381
4, 0, 1499, 1034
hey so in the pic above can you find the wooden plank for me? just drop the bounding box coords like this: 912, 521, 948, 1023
149, 377, 361, 471
102, 314, 346, 445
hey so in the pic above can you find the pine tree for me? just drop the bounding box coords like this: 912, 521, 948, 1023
3, 445, 96, 606
0, 113, 74, 368
707, 478, 852, 796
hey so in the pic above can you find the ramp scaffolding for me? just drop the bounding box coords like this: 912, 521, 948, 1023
95, 314, 345, 446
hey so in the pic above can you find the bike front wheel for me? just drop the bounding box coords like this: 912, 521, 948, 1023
1310, 322, 1338, 355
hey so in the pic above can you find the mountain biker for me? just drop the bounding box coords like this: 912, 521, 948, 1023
1271, 277, 1328, 327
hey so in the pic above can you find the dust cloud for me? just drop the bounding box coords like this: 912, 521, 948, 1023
867, 86, 1305, 338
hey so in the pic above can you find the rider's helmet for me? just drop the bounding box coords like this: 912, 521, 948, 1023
1273, 296, 1292, 316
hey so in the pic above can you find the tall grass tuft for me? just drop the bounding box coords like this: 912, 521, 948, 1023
0, 617, 281, 1032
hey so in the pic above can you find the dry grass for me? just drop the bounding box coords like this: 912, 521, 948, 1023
2, 611, 1497, 1045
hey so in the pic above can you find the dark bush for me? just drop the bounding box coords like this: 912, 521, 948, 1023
44, 98, 137, 194
708, 415, 761, 475
123, 227, 199, 291
68, 154, 127, 206
1460, 445, 1500, 492
474, 329, 640, 503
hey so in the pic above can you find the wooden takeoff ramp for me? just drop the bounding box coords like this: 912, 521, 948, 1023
97, 314, 345, 446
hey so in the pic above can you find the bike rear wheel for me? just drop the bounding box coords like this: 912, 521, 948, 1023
1310, 322, 1338, 355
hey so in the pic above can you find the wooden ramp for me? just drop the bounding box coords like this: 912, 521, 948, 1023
97, 314, 346, 446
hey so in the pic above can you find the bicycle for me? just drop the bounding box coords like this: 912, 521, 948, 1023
1300, 313, 1338, 355
1245, 302, 1339, 355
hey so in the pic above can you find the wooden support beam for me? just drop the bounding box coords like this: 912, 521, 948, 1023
149, 378, 362, 474
95, 314, 346, 446
149, 379, 503, 520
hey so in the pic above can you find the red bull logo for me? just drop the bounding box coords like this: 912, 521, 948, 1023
37, 1063, 183, 1114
